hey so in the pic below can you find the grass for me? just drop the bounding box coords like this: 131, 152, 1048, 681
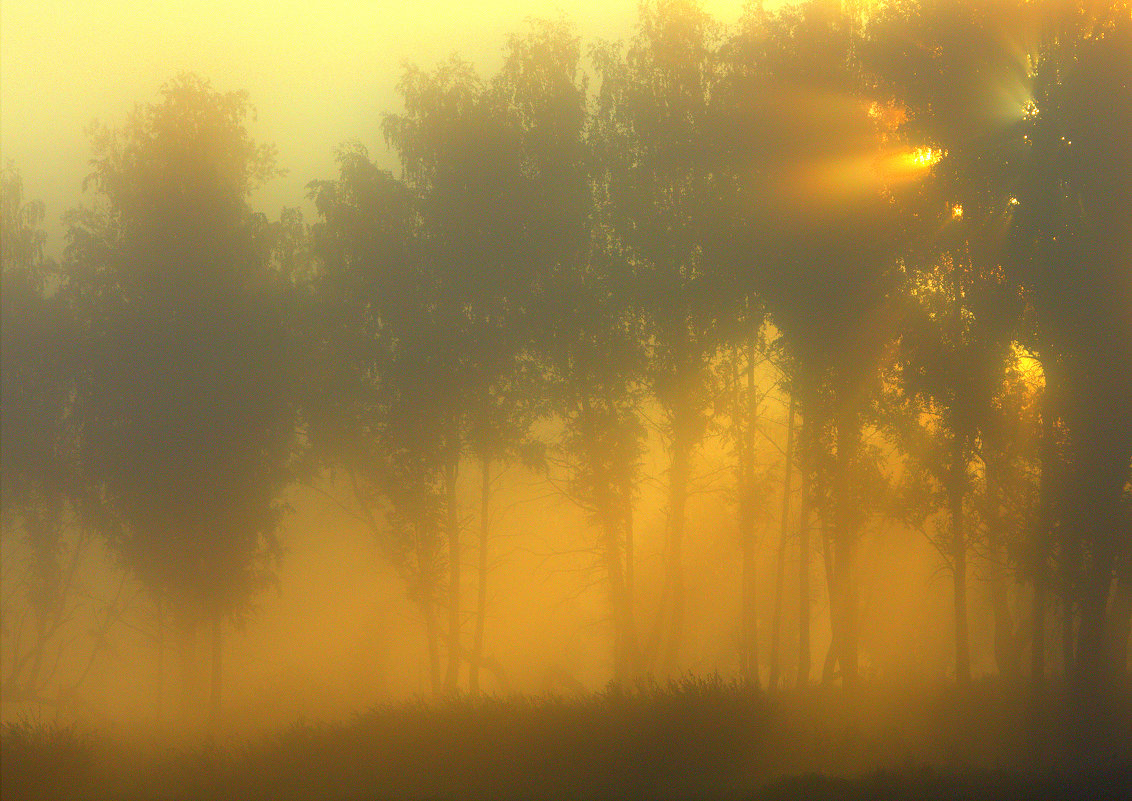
3, 676, 1129, 800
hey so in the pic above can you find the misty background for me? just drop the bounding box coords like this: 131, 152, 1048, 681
2, 0, 747, 257
3, 0, 1130, 744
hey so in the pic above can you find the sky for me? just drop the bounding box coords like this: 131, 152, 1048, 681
2, 0, 749, 256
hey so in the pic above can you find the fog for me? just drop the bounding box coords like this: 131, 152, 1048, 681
2, 1, 1130, 798
4, 406, 980, 732
1, 0, 748, 259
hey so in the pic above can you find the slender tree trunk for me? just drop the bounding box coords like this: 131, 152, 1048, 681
1075, 491, 1116, 696
1062, 589, 1076, 678
604, 515, 629, 683
769, 391, 796, 691
1032, 394, 1056, 691
797, 408, 812, 688
984, 460, 1019, 679
21, 510, 51, 695
1109, 556, 1132, 681
444, 450, 461, 694
470, 458, 491, 694
155, 594, 165, 724
24, 521, 52, 695
622, 498, 639, 681
1076, 544, 1114, 697
1060, 526, 1081, 678
840, 536, 859, 688
1032, 542, 1049, 689
661, 427, 691, 673
624, 486, 635, 622
739, 494, 758, 686
739, 342, 760, 687
603, 510, 640, 683
833, 413, 859, 688
1068, 395, 1130, 699
179, 615, 199, 726
579, 396, 642, 681
821, 526, 839, 686
951, 432, 971, 686
423, 598, 441, 696
822, 631, 840, 686
210, 613, 222, 731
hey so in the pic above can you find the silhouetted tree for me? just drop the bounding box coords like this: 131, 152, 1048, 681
461, 20, 592, 693
723, 1, 914, 687
1, 166, 124, 711
63, 75, 296, 726
306, 142, 451, 692
865, 0, 1037, 687
710, 317, 782, 687
382, 56, 535, 693
593, 0, 736, 674
1005, 4, 1132, 696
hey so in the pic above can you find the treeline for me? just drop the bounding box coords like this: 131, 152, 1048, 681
2, 0, 1129, 722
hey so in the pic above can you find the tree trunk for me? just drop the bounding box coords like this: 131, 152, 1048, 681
179, 615, 199, 726
833, 413, 860, 688
1109, 556, 1132, 680
1032, 538, 1049, 690
797, 407, 813, 688
740, 498, 758, 686
624, 484, 635, 625
1067, 392, 1130, 700
423, 598, 441, 696
622, 495, 639, 680
580, 396, 641, 682
1032, 392, 1057, 692
470, 458, 491, 694
1073, 450, 1119, 698
950, 432, 971, 686
209, 613, 222, 731
839, 536, 860, 688
1059, 521, 1081, 678
155, 595, 165, 724
661, 427, 691, 673
1062, 593, 1076, 677
985, 473, 1019, 680
1075, 541, 1114, 698
769, 391, 795, 691
822, 629, 840, 686
444, 451, 461, 694
739, 342, 760, 687
603, 512, 640, 683
821, 526, 839, 686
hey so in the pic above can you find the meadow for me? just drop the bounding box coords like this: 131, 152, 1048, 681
4, 678, 1129, 800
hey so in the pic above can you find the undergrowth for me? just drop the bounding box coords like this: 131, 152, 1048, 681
2, 676, 1128, 800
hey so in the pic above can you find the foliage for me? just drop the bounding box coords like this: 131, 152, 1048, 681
62, 74, 295, 621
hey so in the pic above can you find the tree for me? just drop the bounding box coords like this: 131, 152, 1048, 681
306, 141, 453, 693
309, 49, 544, 695
520, 21, 651, 680
885, 183, 1026, 685
721, 0, 917, 687
534, 116, 649, 684
592, 0, 735, 673
1, 166, 126, 712
461, 19, 591, 693
63, 75, 296, 726
863, 0, 1037, 687
541, 259, 649, 683
1006, 3, 1132, 696
712, 322, 781, 687
382, 55, 537, 693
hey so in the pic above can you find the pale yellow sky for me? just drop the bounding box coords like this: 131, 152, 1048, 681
2, 0, 749, 255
